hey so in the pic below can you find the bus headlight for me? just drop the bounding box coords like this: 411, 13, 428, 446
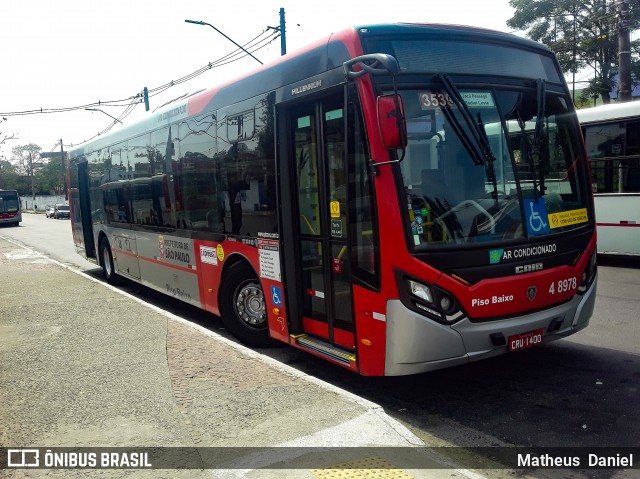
408, 280, 433, 303
400, 272, 465, 324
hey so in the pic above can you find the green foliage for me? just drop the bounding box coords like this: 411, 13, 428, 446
35, 158, 66, 195
6, 143, 64, 196
508, 0, 640, 104
11, 143, 42, 176
0, 160, 19, 190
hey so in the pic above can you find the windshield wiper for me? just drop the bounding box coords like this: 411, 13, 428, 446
532, 79, 546, 196
517, 79, 546, 198
437, 74, 499, 206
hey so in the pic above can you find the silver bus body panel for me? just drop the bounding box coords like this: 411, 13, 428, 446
136, 229, 201, 307
385, 275, 597, 376
593, 194, 640, 256
95, 225, 202, 308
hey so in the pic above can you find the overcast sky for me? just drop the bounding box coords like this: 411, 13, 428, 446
1, 0, 523, 157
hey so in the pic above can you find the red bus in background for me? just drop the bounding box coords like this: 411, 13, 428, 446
68, 24, 597, 376
0, 190, 21, 226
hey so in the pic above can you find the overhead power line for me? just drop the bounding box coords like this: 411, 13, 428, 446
0, 28, 279, 119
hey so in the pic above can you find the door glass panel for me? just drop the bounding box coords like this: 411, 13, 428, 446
331, 243, 353, 329
326, 107, 347, 227
295, 113, 321, 236
324, 105, 353, 331
300, 239, 326, 320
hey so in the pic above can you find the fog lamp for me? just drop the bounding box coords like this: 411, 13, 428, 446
440, 296, 452, 311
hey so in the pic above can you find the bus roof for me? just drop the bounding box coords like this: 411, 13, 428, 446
70, 23, 553, 155
354, 23, 549, 52
576, 101, 640, 125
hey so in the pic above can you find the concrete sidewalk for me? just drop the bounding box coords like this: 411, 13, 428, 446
0, 236, 481, 479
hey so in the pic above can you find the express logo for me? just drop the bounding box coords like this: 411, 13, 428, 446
199, 245, 218, 266
527, 286, 538, 301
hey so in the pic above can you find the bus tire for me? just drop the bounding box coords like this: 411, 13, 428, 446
219, 261, 277, 348
99, 237, 119, 285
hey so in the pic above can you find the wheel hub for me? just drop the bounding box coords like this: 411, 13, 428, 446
235, 283, 266, 327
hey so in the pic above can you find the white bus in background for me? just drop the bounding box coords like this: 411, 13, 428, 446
577, 101, 640, 256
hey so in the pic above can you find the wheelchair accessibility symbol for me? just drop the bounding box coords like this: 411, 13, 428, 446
524, 198, 550, 236
271, 286, 282, 306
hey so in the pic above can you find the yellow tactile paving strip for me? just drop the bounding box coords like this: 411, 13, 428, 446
311, 456, 416, 479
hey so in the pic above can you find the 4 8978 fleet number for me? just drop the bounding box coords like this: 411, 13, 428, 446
549, 277, 577, 294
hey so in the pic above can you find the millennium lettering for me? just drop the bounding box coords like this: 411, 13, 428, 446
292, 80, 322, 96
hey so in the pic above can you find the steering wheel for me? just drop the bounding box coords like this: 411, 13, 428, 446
433, 199, 496, 240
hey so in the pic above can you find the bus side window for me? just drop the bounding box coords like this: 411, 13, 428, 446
624, 122, 640, 192
625, 121, 640, 156
347, 86, 379, 288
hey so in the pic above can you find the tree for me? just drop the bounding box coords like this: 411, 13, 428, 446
11, 143, 44, 200
35, 157, 66, 195
0, 160, 19, 190
507, 0, 640, 104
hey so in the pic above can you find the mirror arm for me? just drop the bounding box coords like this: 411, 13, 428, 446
343, 54, 400, 80
344, 54, 406, 173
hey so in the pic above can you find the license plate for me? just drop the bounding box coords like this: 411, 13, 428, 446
509, 328, 543, 352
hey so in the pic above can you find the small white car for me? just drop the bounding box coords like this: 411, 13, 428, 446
54, 204, 70, 220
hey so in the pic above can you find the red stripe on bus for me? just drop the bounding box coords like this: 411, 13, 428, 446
597, 222, 640, 227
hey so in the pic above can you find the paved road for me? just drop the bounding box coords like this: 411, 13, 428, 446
0, 213, 96, 270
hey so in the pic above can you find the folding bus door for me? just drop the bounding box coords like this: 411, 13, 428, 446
280, 93, 357, 366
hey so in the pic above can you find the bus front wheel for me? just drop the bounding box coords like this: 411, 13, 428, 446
219, 261, 277, 348
99, 238, 119, 285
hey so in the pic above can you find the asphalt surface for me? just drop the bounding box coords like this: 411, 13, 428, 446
0, 235, 482, 479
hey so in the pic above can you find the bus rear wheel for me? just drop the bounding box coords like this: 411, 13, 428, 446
99, 237, 119, 285
219, 261, 277, 347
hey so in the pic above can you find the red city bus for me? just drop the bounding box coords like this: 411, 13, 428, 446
0, 190, 22, 226
68, 24, 597, 376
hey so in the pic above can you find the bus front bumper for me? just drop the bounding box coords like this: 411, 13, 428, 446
384, 275, 597, 376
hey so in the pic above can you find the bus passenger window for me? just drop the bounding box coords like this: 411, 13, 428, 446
348, 87, 379, 285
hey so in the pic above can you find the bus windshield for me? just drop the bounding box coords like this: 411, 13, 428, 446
397, 83, 590, 250
0, 191, 20, 213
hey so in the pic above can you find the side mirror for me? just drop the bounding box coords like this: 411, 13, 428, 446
377, 94, 407, 150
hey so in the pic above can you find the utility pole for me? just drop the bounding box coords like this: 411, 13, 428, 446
617, 0, 632, 102
143, 87, 150, 111
60, 139, 67, 200
572, 1, 577, 103
279, 8, 286, 56
268, 8, 287, 56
